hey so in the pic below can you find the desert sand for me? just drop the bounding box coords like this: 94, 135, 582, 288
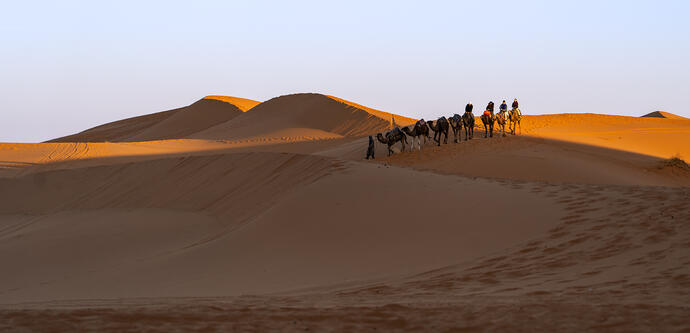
1, 94, 689, 332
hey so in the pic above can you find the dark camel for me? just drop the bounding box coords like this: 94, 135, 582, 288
401, 119, 430, 150
376, 127, 408, 156
461, 111, 475, 141
480, 110, 496, 138
448, 114, 463, 143
428, 116, 449, 146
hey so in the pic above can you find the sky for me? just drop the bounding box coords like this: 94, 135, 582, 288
1, 0, 689, 142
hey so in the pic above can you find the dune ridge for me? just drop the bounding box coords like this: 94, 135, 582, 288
203, 95, 260, 112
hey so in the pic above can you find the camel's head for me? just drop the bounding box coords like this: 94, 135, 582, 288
376, 132, 387, 143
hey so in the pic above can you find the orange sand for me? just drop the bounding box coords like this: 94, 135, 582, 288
1, 95, 689, 332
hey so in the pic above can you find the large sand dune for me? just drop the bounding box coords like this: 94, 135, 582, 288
191, 93, 417, 141
1, 96, 689, 331
49, 96, 259, 143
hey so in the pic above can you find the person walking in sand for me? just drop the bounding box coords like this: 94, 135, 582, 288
366, 135, 375, 160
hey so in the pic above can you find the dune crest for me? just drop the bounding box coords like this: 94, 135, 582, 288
324, 95, 417, 126
203, 95, 260, 111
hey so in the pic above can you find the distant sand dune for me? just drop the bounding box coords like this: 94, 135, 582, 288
520, 113, 690, 159
641, 111, 687, 119
49, 96, 259, 143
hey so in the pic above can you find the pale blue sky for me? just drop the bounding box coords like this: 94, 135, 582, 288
1, 0, 688, 142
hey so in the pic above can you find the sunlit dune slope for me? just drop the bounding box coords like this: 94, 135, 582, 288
0, 140, 238, 177
521, 113, 690, 159
49, 96, 259, 143
191, 93, 417, 141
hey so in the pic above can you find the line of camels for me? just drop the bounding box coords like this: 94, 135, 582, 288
376, 107, 522, 156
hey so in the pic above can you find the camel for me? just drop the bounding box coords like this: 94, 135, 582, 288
461, 111, 475, 141
495, 110, 508, 137
401, 119, 430, 150
480, 110, 496, 138
509, 108, 522, 135
428, 116, 449, 146
448, 114, 463, 143
376, 127, 408, 156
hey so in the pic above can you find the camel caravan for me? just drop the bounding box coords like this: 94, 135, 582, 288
368, 99, 522, 158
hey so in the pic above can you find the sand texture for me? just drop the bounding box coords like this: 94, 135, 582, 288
1, 95, 689, 331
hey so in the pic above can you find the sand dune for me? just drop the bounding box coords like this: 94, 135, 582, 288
0, 153, 561, 303
377, 135, 689, 186
191, 93, 417, 141
49, 96, 259, 143
642, 111, 687, 119
2, 96, 690, 331
520, 113, 690, 159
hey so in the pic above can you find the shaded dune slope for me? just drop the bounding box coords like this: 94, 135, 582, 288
49, 96, 259, 143
0, 152, 331, 219
0, 154, 560, 302
192, 93, 417, 141
641, 111, 687, 119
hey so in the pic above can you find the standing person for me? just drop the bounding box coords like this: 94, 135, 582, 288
500, 100, 508, 112
366, 135, 375, 160
465, 102, 473, 113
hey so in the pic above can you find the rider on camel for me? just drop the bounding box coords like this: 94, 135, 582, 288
512, 98, 521, 116
500, 100, 507, 112
484, 101, 494, 116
